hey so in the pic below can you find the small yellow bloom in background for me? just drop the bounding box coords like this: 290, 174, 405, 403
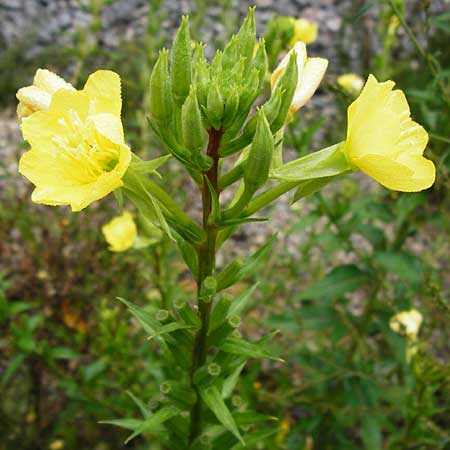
102, 211, 137, 252
49, 439, 65, 450
390, 309, 423, 340
344, 74, 435, 192
337, 73, 364, 97
18, 70, 131, 211
390, 309, 423, 362
289, 18, 318, 45
16, 69, 74, 120
271, 41, 328, 114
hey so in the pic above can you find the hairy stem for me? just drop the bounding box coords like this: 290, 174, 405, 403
189, 128, 223, 445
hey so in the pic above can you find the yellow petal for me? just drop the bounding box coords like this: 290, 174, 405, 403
88, 113, 125, 145
291, 57, 328, 112
16, 86, 52, 112
83, 70, 122, 117
271, 42, 307, 91
33, 68, 74, 94
102, 211, 137, 252
344, 74, 435, 192
290, 18, 318, 45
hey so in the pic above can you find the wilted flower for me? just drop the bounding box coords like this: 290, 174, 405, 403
102, 211, 137, 252
289, 18, 318, 45
337, 73, 364, 96
18, 70, 131, 211
271, 41, 328, 114
344, 74, 435, 192
16, 69, 74, 120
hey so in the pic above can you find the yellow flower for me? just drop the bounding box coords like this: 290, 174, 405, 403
18, 70, 131, 211
271, 41, 328, 114
16, 69, 74, 120
390, 309, 423, 341
337, 73, 364, 96
289, 18, 318, 45
102, 211, 137, 252
49, 440, 65, 450
344, 74, 435, 192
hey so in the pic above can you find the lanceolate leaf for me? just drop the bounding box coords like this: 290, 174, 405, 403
147, 322, 195, 340
116, 297, 160, 334
220, 336, 283, 362
199, 385, 244, 445
126, 390, 151, 419
124, 405, 179, 444
99, 418, 144, 430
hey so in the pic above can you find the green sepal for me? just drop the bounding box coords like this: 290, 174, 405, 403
150, 49, 173, 124
199, 385, 244, 445
205, 79, 225, 130
271, 142, 351, 181
129, 154, 172, 176
292, 175, 344, 204
181, 86, 206, 154
270, 51, 298, 132
171, 16, 192, 106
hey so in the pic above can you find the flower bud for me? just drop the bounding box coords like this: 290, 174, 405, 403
222, 86, 240, 129
193, 44, 210, 107
244, 109, 274, 191
252, 38, 268, 87
200, 276, 217, 299
149, 49, 173, 124
206, 79, 224, 130
271, 52, 298, 132
181, 86, 205, 153
171, 16, 192, 106
222, 35, 239, 70
235, 7, 256, 71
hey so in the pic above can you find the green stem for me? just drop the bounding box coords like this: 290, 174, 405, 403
189, 128, 223, 445
244, 180, 300, 216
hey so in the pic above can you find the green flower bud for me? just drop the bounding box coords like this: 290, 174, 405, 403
155, 309, 170, 322
193, 44, 210, 107
149, 49, 173, 124
239, 67, 261, 112
227, 315, 241, 328
235, 7, 256, 71
181, 86, 205, 153
271, 52, 298, 132
244, 109, 274, 191
210, 50, 223, 79
222, 86, 240, 129
171, 16, 192, 106
200, 275, 217, 300
252, 38, 268, 88
222, 35, 239, 71
206, 79, 224, 130
207, 363, 221, 376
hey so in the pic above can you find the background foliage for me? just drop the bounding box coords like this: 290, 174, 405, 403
0, 0, 449, 449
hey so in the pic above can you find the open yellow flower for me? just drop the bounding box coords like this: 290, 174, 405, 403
271, 42, 328, 114
390, 309, 423, 340
289, 18, 318, 45
102, 211, 137, 252
337, 73, 364, 96
16, 69, 75, 120
18, 70, 131, 211
344, 74, 435, 192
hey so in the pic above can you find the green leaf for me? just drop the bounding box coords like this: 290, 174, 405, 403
230, 428, 278, 449
124, 405, 179, 444
99, 418, 144, 431
373, 252, 423, 284
361, 415, 382, 450
292, 175, 342, 204
199, 385, 244, 445
220, 336, 283, 362
117, 297, 160, 334
47, 347, 80, 360
1, 353, 25, 386
126, 390, 151, 419
297, 264, 370, 300
147, 322, 194, 340
227, 283, 259, 318
234, 411, 278, 425
222, 362, 246, 399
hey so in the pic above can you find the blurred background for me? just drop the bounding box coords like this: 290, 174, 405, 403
1, 1, 449, 449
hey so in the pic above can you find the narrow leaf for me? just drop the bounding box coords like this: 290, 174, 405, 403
220, 336, 283, 362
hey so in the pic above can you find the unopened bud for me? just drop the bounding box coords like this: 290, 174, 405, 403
149, 50, 173, 123
200, 276, 217, 299
171, 16, 192, 106
222, 35, 239, 70
206, 79, 224, 130
193, 44, 210, 107
252, 38, 268, 87
222, 86, 240, 128
207, 363, 221, 376
236, 7, 256, 70
182, 87, 205, 153
244, 109, 274, 191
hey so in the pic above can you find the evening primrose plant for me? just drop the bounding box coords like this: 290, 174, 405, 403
16, 9, 435, 449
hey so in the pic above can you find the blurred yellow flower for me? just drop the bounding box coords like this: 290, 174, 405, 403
49, 440, 65, 450
337, 73, 364, 96
16, 69, 74, 120
271, 41, 328, 114
102, 211, 137, 252
390, 309, 423, 340
344, 74, 435, 192
289, 18, 318, 45
18, 70, 131, 211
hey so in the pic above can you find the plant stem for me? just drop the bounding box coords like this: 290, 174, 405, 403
189, 128, 223, 445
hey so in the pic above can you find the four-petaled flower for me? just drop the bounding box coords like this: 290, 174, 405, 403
344, 74, 435, 192
18, 70, 131, 211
